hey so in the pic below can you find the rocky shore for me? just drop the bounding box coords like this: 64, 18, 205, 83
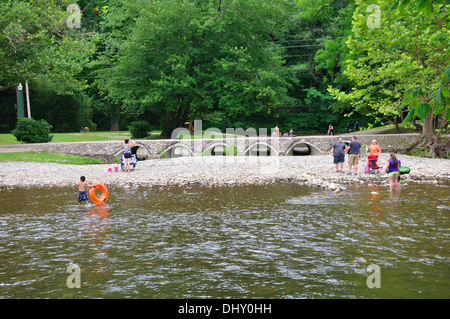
0, 154, 449, 192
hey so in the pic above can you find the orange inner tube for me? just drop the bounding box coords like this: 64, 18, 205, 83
89, 182, 108, 205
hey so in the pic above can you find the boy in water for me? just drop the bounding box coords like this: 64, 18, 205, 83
76, 176, 90, 206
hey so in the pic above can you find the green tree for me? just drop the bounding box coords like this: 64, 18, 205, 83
328, 0, 449, 144
85, 0, 143, 131
288, 0, 366, 132
27, 77, 96, 132
313, 1, 356, 100
0, 0, 96, 92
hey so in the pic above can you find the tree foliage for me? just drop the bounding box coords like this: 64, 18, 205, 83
287, 0, 367, 131
97, 0, 296, 136
0, 0, 96, 92
0, 0, 448, 143
328, 0, 449, 139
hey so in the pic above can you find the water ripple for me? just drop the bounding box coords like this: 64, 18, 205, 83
0, 183, 449, 298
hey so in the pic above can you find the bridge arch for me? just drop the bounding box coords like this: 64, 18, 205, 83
244, 141, 279, 156
285, 141, 323, 156
160, 142, 194, 158
113, 143, 151, 161
203, 142, 231, 156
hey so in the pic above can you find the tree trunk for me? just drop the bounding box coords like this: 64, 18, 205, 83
110, 121, 119, 131
110, 104, 120, 131
394, 115, 399, 132
161, 107, 189, 138
426, 114, 449, 158
422, 111, 435, 146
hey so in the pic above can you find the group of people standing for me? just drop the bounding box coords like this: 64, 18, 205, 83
331, 136, 362, 175
331, 136, 401, 192
272, 125, 295, 137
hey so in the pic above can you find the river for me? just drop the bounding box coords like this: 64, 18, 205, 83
0, 182, 448, 299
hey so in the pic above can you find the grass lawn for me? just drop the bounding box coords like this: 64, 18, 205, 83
0, 151, 104, 164
52, 131, 132, 143
0, 130, 237, 144
0, 131, 157, 145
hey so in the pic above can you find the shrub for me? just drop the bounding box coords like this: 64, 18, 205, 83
12, 118, 53, 143
129, 120, 151, 138
233, 121, 245, 129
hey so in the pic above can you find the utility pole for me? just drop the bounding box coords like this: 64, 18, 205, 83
25, 81, 31, 118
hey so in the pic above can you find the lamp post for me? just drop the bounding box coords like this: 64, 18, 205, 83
18, 83, 23, 119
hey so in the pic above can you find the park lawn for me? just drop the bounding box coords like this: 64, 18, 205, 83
0, 130, 233, 144
0, 134, 18, 145
52, 131, 132, 143
0, 131, 165, 145
0, 151, 104, 165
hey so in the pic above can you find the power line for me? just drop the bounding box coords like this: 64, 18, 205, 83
271, 37, 340, 43
277, 44, 325, 49
283, 54, 316, 57
73, 76, 101, 79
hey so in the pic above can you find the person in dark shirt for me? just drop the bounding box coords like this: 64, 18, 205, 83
331, 137, 346, 173
345, 136, 361, 176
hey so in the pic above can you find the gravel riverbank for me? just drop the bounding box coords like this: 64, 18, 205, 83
1, 154, 449, 192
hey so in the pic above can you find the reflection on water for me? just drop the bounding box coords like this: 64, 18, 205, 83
0, 182, 449, 299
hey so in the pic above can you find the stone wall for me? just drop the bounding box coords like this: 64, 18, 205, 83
0, 133, 423, 163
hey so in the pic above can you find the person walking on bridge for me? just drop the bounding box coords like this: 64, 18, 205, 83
328, 124, 334, 135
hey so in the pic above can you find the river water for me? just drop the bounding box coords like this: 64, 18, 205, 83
0, 182, 448, 299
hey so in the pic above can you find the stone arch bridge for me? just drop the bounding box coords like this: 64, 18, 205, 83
0, 134, 423, 163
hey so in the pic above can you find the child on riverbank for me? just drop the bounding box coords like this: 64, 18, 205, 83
76, 176, 90, 206
123, 139, 136, 172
